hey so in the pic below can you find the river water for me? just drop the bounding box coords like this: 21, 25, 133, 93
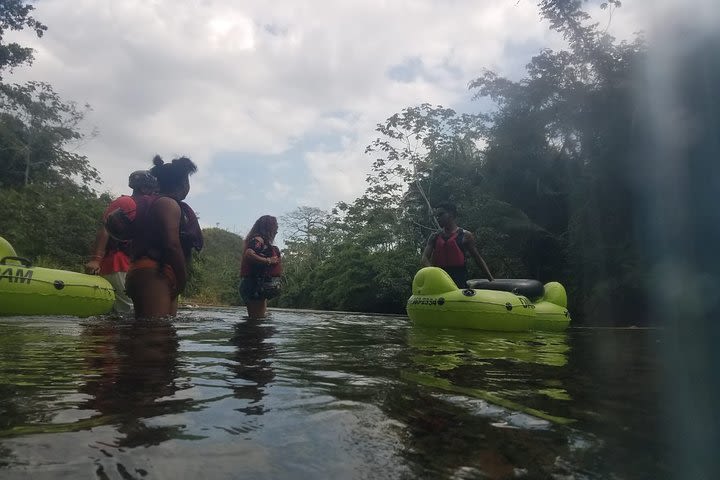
0, 308, 667, 479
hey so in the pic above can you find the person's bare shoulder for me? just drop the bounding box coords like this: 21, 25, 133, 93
154, 197, 180, 210
152, 197, 181, 219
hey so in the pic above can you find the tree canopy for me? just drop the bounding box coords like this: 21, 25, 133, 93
0, 0, 47, 78
273, 0, 664, 325
0, 1, 103, 268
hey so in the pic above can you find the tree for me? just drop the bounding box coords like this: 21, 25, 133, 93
0, 1, 103, 268
1, 1, 98, 191
185, 228, 244, 305
281, 206, 329, 243
0, 0, 47, 78
358, 105, 487, 251
0, 81, 99, 188
0, 184, 108, 268
468, 0, 647, 322
280, 205, 333, 263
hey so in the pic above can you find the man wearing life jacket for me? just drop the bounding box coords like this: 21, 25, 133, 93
421, 202, 494, 288
85, 170, 157, 313
125, 155, 203, 319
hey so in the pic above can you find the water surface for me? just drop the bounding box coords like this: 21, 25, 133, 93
0, 308, 666, 479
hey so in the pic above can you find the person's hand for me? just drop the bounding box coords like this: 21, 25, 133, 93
267, 257, 279, 265
84, 259, 101, 275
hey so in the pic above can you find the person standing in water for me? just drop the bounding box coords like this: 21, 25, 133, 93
421, 202, 494, 288
239, 215, 282, 319
85, 170, 157, 313
125, 155, 203, 318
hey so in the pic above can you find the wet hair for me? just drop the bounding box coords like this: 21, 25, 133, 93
149, 154, 198, 194
434, 202, 457, 217
245, 215, 278, 248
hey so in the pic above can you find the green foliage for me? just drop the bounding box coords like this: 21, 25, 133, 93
0, 184, 107, 269
273, 0, 664, 325
277, 240, 418, 314
0, 81, 100, 188
184, 228, 244, 305
0, 0, 47, 77
0, 1, 104, 270
464, 0, 648, 323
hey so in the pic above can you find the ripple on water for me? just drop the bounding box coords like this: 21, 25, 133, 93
0, 309, 668, 479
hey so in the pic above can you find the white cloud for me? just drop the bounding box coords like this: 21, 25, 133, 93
303, 138, 368, 209
267, 180, 292, 200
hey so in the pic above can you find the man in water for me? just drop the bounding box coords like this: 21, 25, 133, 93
421, 202, 494, 288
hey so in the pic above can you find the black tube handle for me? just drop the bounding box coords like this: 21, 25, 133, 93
0, 256, 33, 267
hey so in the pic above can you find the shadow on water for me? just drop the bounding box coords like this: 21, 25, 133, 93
228, 319, 276, 417
0, 317, 190, 476
79, 319, 189, 448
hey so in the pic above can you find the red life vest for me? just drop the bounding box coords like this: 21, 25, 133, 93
105, 194, 149, 242
103, 195, 136, 246
431, 228, 465, 267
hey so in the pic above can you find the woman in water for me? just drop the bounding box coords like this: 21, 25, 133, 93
239, 215, 282, 319
125, 155, 203, 318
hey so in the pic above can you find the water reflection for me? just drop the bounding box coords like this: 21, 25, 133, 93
379, 387, 572, 479
397, 327, 666, 478
0, 312, 668, 479
0, 322, 84, 433
407, 328, 572, 420
563, 328, 667, 476
80, 319, 189, 448
408, 328, 569, 368
384, 327, 577, 478
228, 319, 276, 417
277, 315, 579, 478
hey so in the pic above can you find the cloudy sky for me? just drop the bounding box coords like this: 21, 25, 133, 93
6, 0, 650, 239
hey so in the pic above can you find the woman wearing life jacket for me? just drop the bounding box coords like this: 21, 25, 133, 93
84, 170, 157, 313
239, 215, 282, 319
421, 202, 494, 288
125, 155, 202, 318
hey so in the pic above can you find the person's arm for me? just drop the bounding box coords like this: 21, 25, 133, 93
84, 227, 109, 274
154, 197, 187, 293
270, 246, 283, 274
244, 237, 279, 266
421, 234, 435, 267
463, 231, 494, 281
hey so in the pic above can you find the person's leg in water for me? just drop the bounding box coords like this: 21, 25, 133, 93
126, 267, 177, 318
103, 271, 134, 313
240, 277, 267, 319
245, 299, 267, 319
